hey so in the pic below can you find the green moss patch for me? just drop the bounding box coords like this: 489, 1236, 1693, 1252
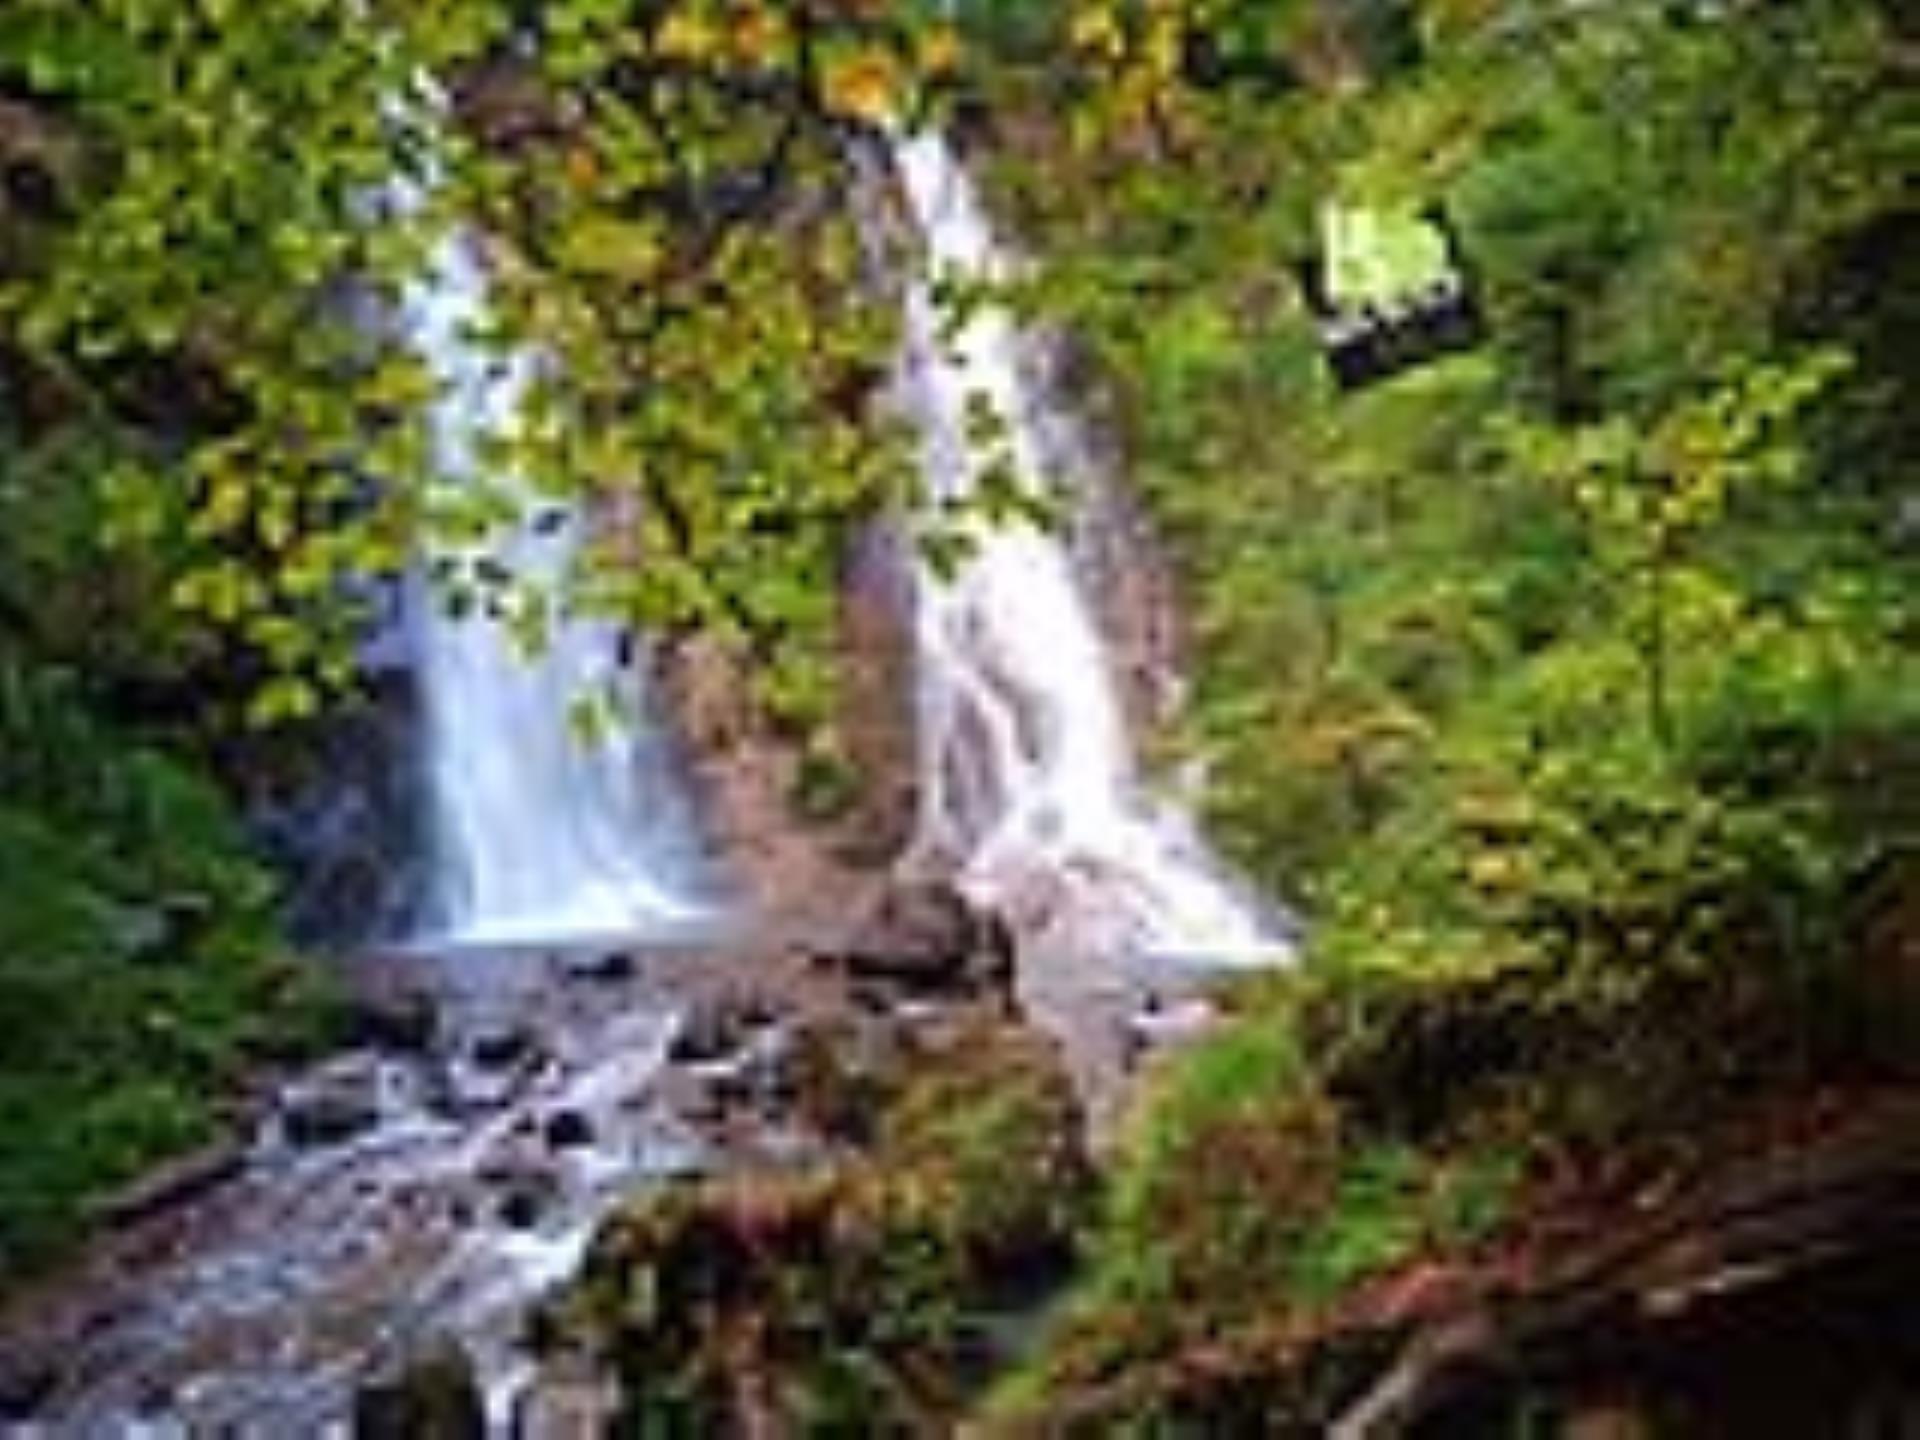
548, 1021, 1090, 1433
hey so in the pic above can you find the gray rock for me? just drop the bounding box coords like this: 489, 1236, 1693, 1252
0, 1340, 54, 1420
468, 1022, 540, 1072
350, 987, 437, 1054
497, 1183, 548, 1230
543, 1109, 595, 1150
340, 952, 440, 1053
561, 949, 636, 983
279, 1057, 387, 1148
513, 1357, 619, 1440
667, 991, 771, 1064
480, 1144, 563, 1230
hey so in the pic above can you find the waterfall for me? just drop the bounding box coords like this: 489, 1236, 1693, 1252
893, 131, 1285, 971
405, 230, 712, 946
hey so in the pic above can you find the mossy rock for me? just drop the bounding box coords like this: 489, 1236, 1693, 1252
352, 1338, 484, 1440
551, 1022, 1090, 1433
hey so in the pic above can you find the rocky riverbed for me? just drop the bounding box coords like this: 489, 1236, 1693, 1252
0, 869, 1198, 1436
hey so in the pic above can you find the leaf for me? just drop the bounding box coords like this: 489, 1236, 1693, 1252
821, 46, 901, 124
558, 215, 664, 281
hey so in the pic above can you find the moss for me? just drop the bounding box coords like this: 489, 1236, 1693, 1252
552, 1022, 1089, 1433
786, 741, 863, 825
984, 999, 1524, 1433
988, 1013, 1337, 1421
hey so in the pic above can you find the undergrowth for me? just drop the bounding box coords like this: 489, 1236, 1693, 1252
0, 659, 339, 1282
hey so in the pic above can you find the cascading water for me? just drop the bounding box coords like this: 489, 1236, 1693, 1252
7, 127, 1282, 1438
893, 130, 1286, 973
2, 203, 738, 1437
405, 229, 712, 946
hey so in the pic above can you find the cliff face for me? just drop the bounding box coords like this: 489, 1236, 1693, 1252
654, 518, 922, 947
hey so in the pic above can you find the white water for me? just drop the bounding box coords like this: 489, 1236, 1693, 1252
406, 232, 712, 945
8, 214, 738, 1438
15, 953, 717, 1436
5, 132, 1283, 1438
894, 131, 1285, 971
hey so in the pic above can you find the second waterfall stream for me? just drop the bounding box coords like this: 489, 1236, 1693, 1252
892, 129, 1286, 976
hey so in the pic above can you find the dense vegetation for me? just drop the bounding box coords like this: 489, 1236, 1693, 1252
0, 0, 944, 1276
0, 1, 1913, 1421
0, 655, 336, 1272
956, 0, 1917, 1421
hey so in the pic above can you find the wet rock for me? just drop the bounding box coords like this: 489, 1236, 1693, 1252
481, 1145, 563, 1230
832, 879, 1015, 1001
468, 1022, 540, 1072
497, 1184, 548, 1230
279, 1057, 387, 1148
703, 1024, 804, 1113
0, 1342, 55, 1420
512, 1356, 620, 1440
352, 1337, 484, 1439
561, 948, 636, 984
668, 991, 771, 1064
544, 1109, 595, 1150
340, 952, 439, 1053
657, 1064, 729, 1128
349, 987, 437, 1055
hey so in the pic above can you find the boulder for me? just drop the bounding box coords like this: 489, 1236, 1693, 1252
831, 879, 1015, 1001
543, 1109, 595, 1151
338, 951, 439, 1054
468, 1022, 540, 1072
497, 1181, 550, 1231
350, 987, 437, 1055
0, 1340, 54, 1421
479, 1144, 563, 1230
560, 949, 636, 984
667, 990, 772, 1065
337, 952, 445, 1052
279, 1057, 387, 1148
352, 1337, 484, 1439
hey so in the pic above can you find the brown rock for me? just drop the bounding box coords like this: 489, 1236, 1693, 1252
833, 879, 1015, 1000
353, 1337, 484, 1440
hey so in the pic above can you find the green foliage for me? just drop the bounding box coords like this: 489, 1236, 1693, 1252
978, 0, 1916, 1425
986, 0, 1914, 1003
0, 0, 986, 728
0, 0, 985, 1278
1287, 1142, 1517, 1304
0, 0, 1908, 1404
997, 995, 1522, 1428
1095, 1014, 1336, 1331
0, 658, 338, 1279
